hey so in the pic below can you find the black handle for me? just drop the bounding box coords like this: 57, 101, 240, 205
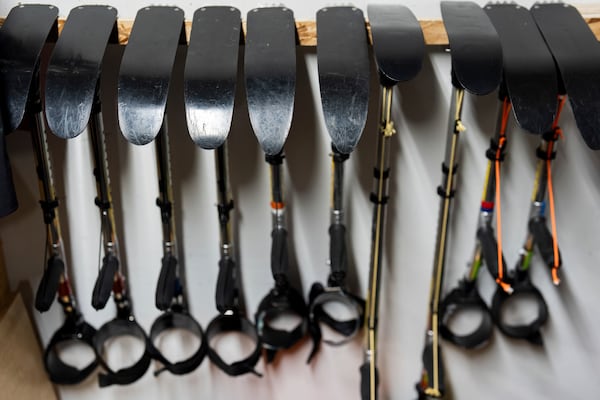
417, 342, 444, 399
477, 225, 507, 280
155, 253, 177, 311
215, 256, 237, 313
92, 253, 118, 310
529, 216, 561, 269
35, 256, 65, 312
360, 362, 379, 400
329, 223, 347, 284
271, 227, 288, 282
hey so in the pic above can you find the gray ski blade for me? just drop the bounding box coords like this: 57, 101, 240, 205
0, 4, 58, 134
184, 6, 241, 149
368, 4, 425, 86
45, 6, 117, 139
485, 4, 558, 134
244, 7, 296, 156
441, 1, 502, 95
317, 7, 370, 154
117, 7, 185, 145
531, 3, 600, 150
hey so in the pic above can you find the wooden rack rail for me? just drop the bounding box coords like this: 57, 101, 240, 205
1, 6, 600, 46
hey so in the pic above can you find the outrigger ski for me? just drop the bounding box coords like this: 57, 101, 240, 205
43, 5, 118, 384
530, 3, 600, 150
117, 6, 206, 379
184, 6, 261, 377
0, 4, 99, 385
362, 5, 424, 400
417, 3, 502, 399
245, 7, 308, 363
485, 3, 561, 346
307, 5, 369, 366
0, 5, 58, 217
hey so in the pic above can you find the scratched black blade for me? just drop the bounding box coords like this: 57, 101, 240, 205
245, 7, 296, 156
45, 6, 117, 139
0, 5, 58, 217
441, 1, 502, 95
317, 7, 370, 155
184, 6, 241, 149
117, 6, 185, 145
531, 3, 600, 150
485, 3, 558, 134
368, 4, 425, 86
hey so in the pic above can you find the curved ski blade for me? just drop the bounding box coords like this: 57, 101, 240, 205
0, 5, 58, 134
244, 7, 296, 156
368, 4, 425, 86
117, 7, 185, 145
0, 4, 58, 217
184, 6, 241, 149
441, 1, 502, 96
485, 4, 558, 134
45, 6, 117, 139
531, 3, 600, 150
317, 7, 370, 155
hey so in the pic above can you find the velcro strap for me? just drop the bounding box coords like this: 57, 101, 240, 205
255, 285, 308, 363
35, 255, 64, 312
306, 283, 364, 363
148, 311, 207, 376
490, 276, 548, 345
206, 314, 262, 377
439, 279, 493, 349
44, 316, 98, 384
93, 318, 151, 387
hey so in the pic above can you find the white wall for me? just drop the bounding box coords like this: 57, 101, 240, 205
1, 1, 600, 399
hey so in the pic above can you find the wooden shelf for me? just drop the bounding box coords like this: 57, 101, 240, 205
1, 9, 600, 46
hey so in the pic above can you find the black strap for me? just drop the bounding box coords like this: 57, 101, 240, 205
44, 314, 98, 384
255, 283, 308, 363
155, 253, 178, 311
92, 253, 119, 310
215, 256, 238, 313
440, 279, 494, 349
490, 273, 548, 345
529, 216, 562, 271
93, 318, 151, 387
306, 282, 364, 363
148, 311, 207, 376
206, 313, 262, 377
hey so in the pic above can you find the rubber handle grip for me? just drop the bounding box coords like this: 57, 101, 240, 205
271, 227, 288, 280
215, 256, 237, 313
421, 342, 444, 396
92, 254, 118, 310
477, 226, 507, 279
155, 254, 177, 311
329, 223, 347, 277
529, 216, 561, 269
35, 256, 65, 312
360, 362, 378, 400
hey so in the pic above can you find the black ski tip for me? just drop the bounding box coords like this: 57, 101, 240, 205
35, 256, 65, 312
441, 1, 502, 95
485, 3, 558, 134
317, 6, 370, 154
531, 3, 600, 149
91, 254, 119, 310
45, 5, 117, 139
368, 4, 425, 86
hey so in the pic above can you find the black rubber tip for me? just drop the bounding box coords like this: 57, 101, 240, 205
155, 254, 177, 311
91, 253, 118, 310
35, 256, 65, 312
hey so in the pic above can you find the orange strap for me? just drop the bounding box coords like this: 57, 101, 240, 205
547, 95, 567, 285
495, 98, 512, 293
